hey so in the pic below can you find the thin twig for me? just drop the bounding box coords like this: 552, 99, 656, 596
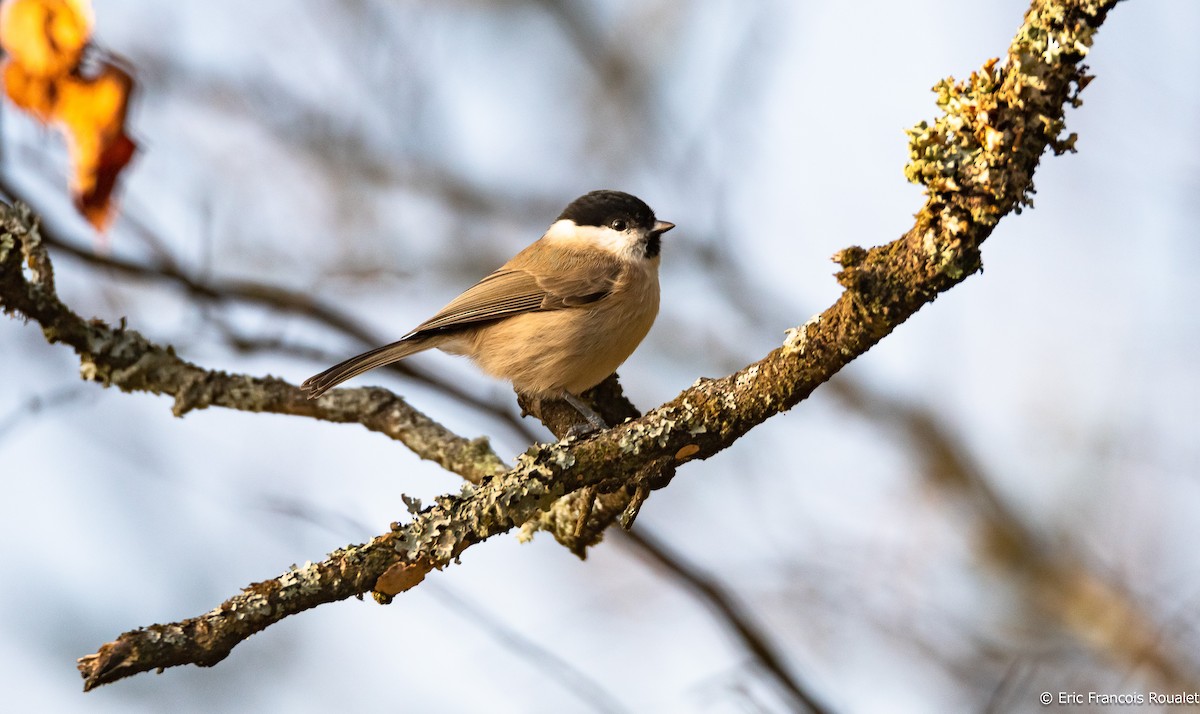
619, 528, 832, 714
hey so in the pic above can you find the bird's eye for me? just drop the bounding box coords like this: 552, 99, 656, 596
611, 219, 628, 231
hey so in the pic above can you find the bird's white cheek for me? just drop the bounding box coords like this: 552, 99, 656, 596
545, 221, 642, 260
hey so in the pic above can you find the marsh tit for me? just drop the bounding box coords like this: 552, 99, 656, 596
301, 190, 674, 432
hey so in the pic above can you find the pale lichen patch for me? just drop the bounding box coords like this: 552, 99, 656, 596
735, 365, 760, 391
783, 315, 821, 355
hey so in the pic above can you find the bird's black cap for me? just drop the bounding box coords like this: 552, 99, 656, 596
558, 190, 656, 230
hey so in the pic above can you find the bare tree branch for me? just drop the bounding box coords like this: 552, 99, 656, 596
0, 0, 1122, 692
830, 378, 1199, 690
0, 205, 507, 483
0, 175, 540, 443
694, 205, 1198, 690
620, 528, 831, 714
157, 285, 842, 706
0, 384, 92, 443
430, 582, 633, 714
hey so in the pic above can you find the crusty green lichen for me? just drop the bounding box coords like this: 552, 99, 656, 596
391, 440, 586, 564
1, 200, 510, 485
905, 0, 1108, 237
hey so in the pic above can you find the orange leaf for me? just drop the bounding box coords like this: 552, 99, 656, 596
374, 560, 432, 596
0, 0, 136, 231
1, 58, 55, 117
56, 65, 136, 230
0, 0, 94, 77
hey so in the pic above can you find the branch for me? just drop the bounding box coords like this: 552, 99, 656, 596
0, 0, 1122, 691
620, 529, 830, 713
0, 173, 539, 443
829, 378, 1200, 690
0, 204, 507, 483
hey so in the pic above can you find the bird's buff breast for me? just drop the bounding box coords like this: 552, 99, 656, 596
452, 272, 660, 396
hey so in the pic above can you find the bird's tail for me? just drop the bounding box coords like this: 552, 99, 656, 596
300, 335, 439, 399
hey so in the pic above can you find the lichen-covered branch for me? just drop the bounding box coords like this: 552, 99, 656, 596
518, 376, 648, 555
75, 427, 673, 691
0, 0, 1123, 692
0, 204, 506, 484
0, 171, 537, 443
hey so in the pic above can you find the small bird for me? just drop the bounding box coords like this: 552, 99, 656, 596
301, 190, 674, 432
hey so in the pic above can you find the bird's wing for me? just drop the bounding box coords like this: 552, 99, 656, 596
407, 247, 623, 337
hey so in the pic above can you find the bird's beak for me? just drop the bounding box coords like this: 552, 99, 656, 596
652, 220, 675, 236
